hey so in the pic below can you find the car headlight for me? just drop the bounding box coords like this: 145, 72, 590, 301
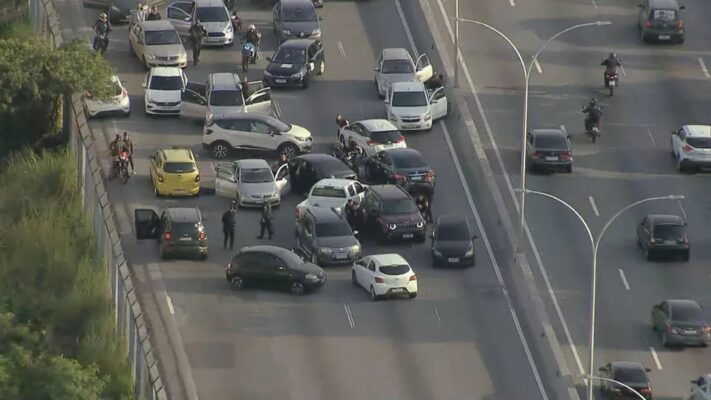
111, 5, 120, 11
319, 247, 332, 254
433, 249, 442, 257
146, 97, 156, 105
671, 327, 680, 334
424, 112, 432, 121
388, 223, 397, 230
282, 30, 292, 35
272, 191, 280, 199
225, 24, 233, 34
389, 113, 398, 122
416, 221, 424, 228
351, 244, 361, 253
145, 52, 157, 60
312, 29, 321, 36
333, 206, 342, 214
465, 246, 474, 257
305, 273, 318, 280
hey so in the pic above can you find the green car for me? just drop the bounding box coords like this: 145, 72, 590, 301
135, 207, 208, 260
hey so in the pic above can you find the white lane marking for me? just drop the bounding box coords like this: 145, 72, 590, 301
678, 200, 687, 221
344, 304, 355, 328
433, 306, 442, 326
358, 102, 366, 117
650, 347, 663, 370
431, 0, 587, 382
166, 295, 175, 315
337, 40, 346, 58
509, 0, 516, 7
620, 65, 627, 76
698, 57, 710, 79
588, 196, 600, 217
533, 59, 543, 74
618, 269, 630, 290
273, 99, 282, 118
646, 127, 656, 146
591, 0, 598, 8
209, 162, 215, 173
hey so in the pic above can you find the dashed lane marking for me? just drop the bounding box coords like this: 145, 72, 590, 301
698, 57, 710, 79
358, 102, 366, 117
646, 127, 656, 146
433, 306, 442, 326
344, 304, 355, 328
337, 41, 346, 58
650, 347, 663, 370
588, 196, 600, 217
166, 295, 175, 315
618, 269, 630, 290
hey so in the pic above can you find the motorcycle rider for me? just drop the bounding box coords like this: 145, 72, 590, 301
245, 25, 261, 61
92, 12, 112, 52
109, 134, 127, 178
336, 113, 349, 137
600, 52, 622, 86
582, 97, 603, 134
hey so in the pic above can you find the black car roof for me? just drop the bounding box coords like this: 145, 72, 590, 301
166, 207, 201, 222
383, 148, 426, 163
369, 184, 410, 199
668, 299, 702, 311
240, 245, 303, 266
648, 214, 684, 225
294, 153, 351, 174
610, 361, 646, 372
281, 0, 314, 8
436, 214, 469, 228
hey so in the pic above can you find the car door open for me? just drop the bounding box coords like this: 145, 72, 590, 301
275, 163, 290, 195
181, 82, 207, 120
415, 54, 433, 82
166, 1, 194, 35
428, 87, 448, 120
135, 209, 160, 239
214, 164, 239, 199
244, 86, 273, 115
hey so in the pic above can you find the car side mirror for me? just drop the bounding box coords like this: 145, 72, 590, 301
231, 14, 236, 20
266, 56, 272, 62
184, 17, 191, 22
353, 230, 359, 236
374, 67, 380, 72
472, 234, 479, 239
679, 5, 685, 9
566, 134, 572, 140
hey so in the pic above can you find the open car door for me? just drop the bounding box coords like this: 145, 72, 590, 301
244, 86, 273, 115
274, 163, 290, 195
135, 209, 160, 240
415, 53, 434, 82
181, 82, 207, 120
428, 86, 448, 120
166, 1, 194, 35
214, 163, 239, 199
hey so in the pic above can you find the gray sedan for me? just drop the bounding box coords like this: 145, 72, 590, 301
374, 48, 433, 98
214, 159, 289, 208
651, 299, 710, 347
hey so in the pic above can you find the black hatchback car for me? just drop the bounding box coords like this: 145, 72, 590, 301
636, 214, 689, 261
356, 184, 426, 243
264, 39, 325, 89
363, 148, 435, 195
288, 153, 357, 194
526, 129, 573, 173
134, 207, 208, 260
225, 245, 326, 295
638, 0, 685, 44
431, 215, 477, 267
599, 362, 653, 400
651, 299, 710, 347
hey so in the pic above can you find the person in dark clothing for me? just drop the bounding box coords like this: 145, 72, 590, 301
122, 131, 134, 173
417, 194, 433, 223
189, 22, 207, 65
146, 6, 161, 20
258, 200, 274, 239
600, 53, 622, 86
221, 201, 237, 250
92, 12, 112, 51
582, 97, 603, 133
240, 76, 251, 98
271, 153, 288, 174
424, 73, 444, 91
345, 199, 358, 230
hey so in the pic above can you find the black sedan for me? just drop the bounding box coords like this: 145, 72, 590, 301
651, 299, 710, 347
431, 215, 477, 267
288, 153, 356, 194
263, 39, 325, 89
525, 129, 573, 173
363, 148, 435, 195
598, 362, 653, 400
636, 214, 689, 261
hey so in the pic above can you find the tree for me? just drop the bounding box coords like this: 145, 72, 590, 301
0, 37, 115, 157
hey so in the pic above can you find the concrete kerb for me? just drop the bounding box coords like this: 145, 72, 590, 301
413, 0, 580, 399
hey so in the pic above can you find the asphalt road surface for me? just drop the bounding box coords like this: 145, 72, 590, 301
423, 0, 711, 397
54, 0, 557, 399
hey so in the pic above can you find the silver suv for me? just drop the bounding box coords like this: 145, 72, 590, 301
295, 207, 361, 266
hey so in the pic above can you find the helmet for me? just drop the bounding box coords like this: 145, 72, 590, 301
249, 24, 256, 30
99, 12, 108, 21
608, 52, 616, 59
589, 97, 598, 105
336, 113, 343, 121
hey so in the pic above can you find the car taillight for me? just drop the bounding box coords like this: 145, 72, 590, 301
195, 174, 201, 182
198, 232, 206, 241
425, 170, 434, 182
559, 151, 572, 161
409, 274, 417, 281
676, 20, 683, 29
163, 232, 173, 240
157, 173, 164, 183
374, 277, 384, 283
644, 20, 652, 27
394, 173, 405, 181
367, 139, 375, 145
666, 324, 673, 333
532, 151, 544, 159
396, 135, 405, 143
682, 144, 693, 152
640, 388, 652, 395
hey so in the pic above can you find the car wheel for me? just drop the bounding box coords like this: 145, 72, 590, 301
409, 292, 417, 299
637, 235, 643, 248
318, 59, 325, 75
211, 142, 230, 159
369, 285, 379, 301
290, 281, 305, 295
351, 270, 358, 287
230, 275, 244, 290
278, 143, 299, 159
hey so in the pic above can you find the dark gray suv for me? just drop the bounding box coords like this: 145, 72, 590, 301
296, 207, 361, 266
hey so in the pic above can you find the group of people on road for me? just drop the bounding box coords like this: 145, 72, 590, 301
221, 200, 275, 250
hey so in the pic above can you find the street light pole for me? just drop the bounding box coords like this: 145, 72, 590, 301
581, 375, 648, 400
522, 189, 684, 400
451, 14, 611, 252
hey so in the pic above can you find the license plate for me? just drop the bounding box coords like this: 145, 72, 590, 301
448, 257, 459, 262
334, 253, 348, 260
685, 329, 697, 334
545, 156, 558, 161
403, 124, 420, 128
658, 35, 670, 40
609, 79, 616, 87
275, 79, 286, 84
411, 176, 422, 181
403, 233, 414, 239
179, 237, 191, 241
391, 288, 405, 292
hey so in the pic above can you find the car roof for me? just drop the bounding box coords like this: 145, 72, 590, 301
381, 48, 411, 61
279, 39, 316, 49
370, 253, 409, 266
683, 125, 711, 138
209, 72, 241, 88
531, 129, 566, 137
647, 214, 684, 225
668, 299, 701, 310
140, 20, 176, 31
436, 214, 469, 227
306, 206, 345, 222
166, 207, 201, 222
214, 112, 270, 121
159, 148, 195, 162
649, 0, 679, 9
235, 159, 270, 169
358, 119, 399, 132
151, 66, 183, 77
312, 178, 355, 189
369, 184, 410, 199
196, 0, 227, 7
295, 153, 343, 165
391, 81, 425, 92
610, 361, 646, 371
240, 245, 303, 264
382, 147, 425, 161
281, 0, 315, 8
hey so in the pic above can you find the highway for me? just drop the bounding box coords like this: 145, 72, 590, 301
419, 0, 711, 397
52, 0, 561, 399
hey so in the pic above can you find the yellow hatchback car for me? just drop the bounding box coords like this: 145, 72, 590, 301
149, 148, 201, 197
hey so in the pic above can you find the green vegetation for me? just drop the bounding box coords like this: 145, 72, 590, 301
0, 149, 133, 400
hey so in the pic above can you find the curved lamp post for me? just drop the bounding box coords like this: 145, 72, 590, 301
581, 374, 648, 400
521, 189, 684, 400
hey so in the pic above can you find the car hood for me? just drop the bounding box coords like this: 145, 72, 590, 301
146, 89, 181, 102
381, 73, 417, 87
202, 21, 230, 34
282, 21, 319, 35
433, 239, 471, 253
390, 105, 430, 117
293, 261, 325, 275
266, 61, 306, 76
380, 212, 423, 224
286, 124, 312, 140
145, 44, 186, 58
299, 197, 347, 210
316, 235, 359, 249
240, 181, 277, 196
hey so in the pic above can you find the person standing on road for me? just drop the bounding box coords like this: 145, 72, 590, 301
122, 131, 135, 174
189, 21, 207, 65
221, 201, 237, 250
134, 3, 146, 22
345, 199, 358, 231
417, 193, 433, 224
258, 200, 274, 240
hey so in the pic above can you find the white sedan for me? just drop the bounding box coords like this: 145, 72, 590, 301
295, 178, 367, 223
82, 75, 131, 118
351, 254, 417, 301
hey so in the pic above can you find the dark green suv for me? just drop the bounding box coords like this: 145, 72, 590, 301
134, 207, 208, 260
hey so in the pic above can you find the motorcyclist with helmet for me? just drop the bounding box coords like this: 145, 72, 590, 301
601, 52, 622, 86
244, 25, 261, 62
582, 97, 603, 134
93, 12, 112, 53
336, 114, 349, 137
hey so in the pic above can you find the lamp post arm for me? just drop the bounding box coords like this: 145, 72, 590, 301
582, 375, 648, 400
522, 189, 594, 250
527, 21, 611, 76
457, 18, 527, 78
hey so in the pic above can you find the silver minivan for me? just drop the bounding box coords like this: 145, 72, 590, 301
166, 0, 234, 46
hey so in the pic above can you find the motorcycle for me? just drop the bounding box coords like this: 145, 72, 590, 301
604, 70, 619, 96
242, 41, 256, 72
332, 143, 364, 174
115, 150, 130, 184
93, 32, 109, 55
583, 110, 601, 143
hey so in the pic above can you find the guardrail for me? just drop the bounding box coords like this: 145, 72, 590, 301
28, 0, 169, 398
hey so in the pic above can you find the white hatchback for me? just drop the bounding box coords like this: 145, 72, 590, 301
83, 75, 131, 118
385, 81, 447, 131
351, 254, 417, 301
671, 125, 711, 172
338, 119, 407, 158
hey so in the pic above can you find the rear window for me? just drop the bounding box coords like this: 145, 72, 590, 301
535, 134, 568, 149
210, 90, 243, 106
613, 367, 647, 385
391, 152, 427, 169
311, 186, 346, 198
283, 7, 317, 22
171, 222, 197, 236
653, 223, 683, 240
687, 137, 711, 149
382, 59, 414, 74
392, 91, 428, 107
379, 264, 410, 275
315, 222, 352, 237
652, 9, 676, 21
672, 303, 703, 322
382, 198, 417, 214
370, 130, 402, 144
163, 162, 196, 173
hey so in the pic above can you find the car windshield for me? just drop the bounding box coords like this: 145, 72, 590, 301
687, 137, 711, 149
392, 91, 428, 107
283, 7, 317, 22
382, 198, 417, 214
382, 59, 414, 74
652, 9, 676, 21
145, 30, 181, 45
163, 162, 196, 173
272, 47, 307, 64
241, 168, 273, 183
535, 134, 567, 149
209, 90, 243, 106
196, 7, 229, 22
171, 222, 197, 236
613, 367, 647, 385
315, 222, 352, 237
265, 116, 290, 132
672, 303, 703, 322
311, 186, 346, 198
391, 152, 426, 169
370, 130, 402, 144
149, 75, 183, 90
437, 223, 470, 241
379, 264, 410, 275
653, 224, 683, 240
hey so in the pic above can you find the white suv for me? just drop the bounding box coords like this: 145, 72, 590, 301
671, 125, 711, 172
142, 66, 186, 116
295, 178, 367, 223
385, 81, 447, 131
338, 119, 407, 157
202, 112, 312, 159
